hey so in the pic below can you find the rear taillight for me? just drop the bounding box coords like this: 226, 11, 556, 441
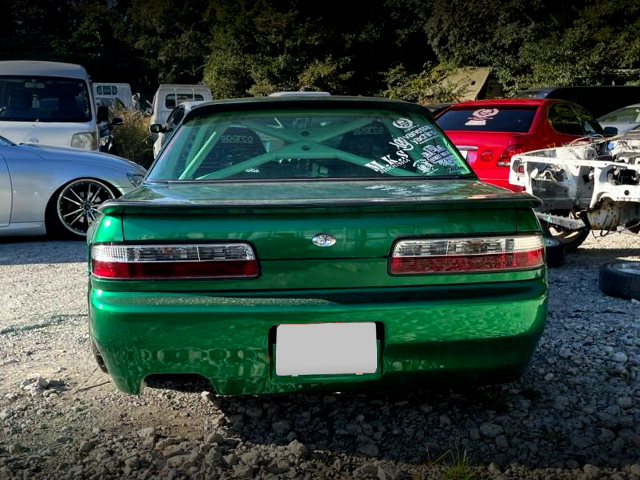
389, 235, 544, 275
498, 145, 528, 167
91, 244, 259, 279
480, 150, 493, 162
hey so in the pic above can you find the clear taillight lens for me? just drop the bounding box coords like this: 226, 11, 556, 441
91, 243, 259, 279
389, 235, 544, 275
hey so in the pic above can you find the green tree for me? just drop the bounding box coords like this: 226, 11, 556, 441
203, 0, 434, 98
128, 0, 215, 85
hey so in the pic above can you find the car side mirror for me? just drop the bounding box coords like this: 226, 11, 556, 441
603, 126, 618, 137
97, 105, 109, 123
149, 123, 165, 134
111, 117, 123, 126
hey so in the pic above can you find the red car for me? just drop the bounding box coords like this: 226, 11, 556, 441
435, 99, 606, 191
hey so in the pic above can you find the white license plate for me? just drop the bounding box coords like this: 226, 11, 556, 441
460, 149, 469, 159
275, 322, 378, 376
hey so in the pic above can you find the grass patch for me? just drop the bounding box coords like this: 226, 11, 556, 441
425, 448, 476, 480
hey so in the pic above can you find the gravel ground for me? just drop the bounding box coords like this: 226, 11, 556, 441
0, 232, 639, 480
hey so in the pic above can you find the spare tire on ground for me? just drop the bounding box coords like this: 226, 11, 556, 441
544, 238, 565, 268
599, 262, 640, 300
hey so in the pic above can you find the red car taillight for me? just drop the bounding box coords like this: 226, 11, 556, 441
389, 235, 544, 275
91, 243, 259, 279
497, 145, 528, 167
480, 150, 493, 162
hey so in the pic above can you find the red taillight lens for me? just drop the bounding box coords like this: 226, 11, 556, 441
480, 150, 493, 162
91, 244, 259, 279
389, 235, 544, 275
498, 145, 528, 166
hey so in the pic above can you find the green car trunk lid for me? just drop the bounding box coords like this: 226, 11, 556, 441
93, 180, 542, 291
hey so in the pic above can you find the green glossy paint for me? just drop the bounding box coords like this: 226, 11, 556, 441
88, 96, 548, 396
89, 179, 547, 395
90, 280, 546, 395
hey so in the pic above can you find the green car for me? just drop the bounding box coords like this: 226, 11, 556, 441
87, 93, 548, 395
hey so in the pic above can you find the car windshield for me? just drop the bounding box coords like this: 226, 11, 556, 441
599, 106, 640, 123
0, 75, 92, 122
148, 108, 472, 181
437, 106, 537, 133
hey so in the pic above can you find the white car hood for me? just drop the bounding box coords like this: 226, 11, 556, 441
0, 121, 95, 150
20, 143, 145, 173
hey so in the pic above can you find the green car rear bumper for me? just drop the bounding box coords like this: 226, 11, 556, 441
89, 278, 547, 395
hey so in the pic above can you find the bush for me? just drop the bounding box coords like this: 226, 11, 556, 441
112, 108, 155, 169
380, 63, 468, 105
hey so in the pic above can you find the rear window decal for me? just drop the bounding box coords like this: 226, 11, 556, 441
364, 150, 411, 174
353, 125, 386, 135
392, 118, 414, 129
465, 108, 500, 126
389, 136, 414, 151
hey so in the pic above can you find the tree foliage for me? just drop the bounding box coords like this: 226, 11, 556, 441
0, 0, 637, 103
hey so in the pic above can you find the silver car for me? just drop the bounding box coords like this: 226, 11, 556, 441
598, 103, 640, 135
0, 134, 146, 238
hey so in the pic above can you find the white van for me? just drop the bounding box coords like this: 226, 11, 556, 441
149, 84, 212, 132
94, 82, 133, 109
0, 60, 101, 150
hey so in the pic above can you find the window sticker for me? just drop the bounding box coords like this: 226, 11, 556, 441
412, 157, 437, 175
392, 118, 414, 129
364, 150, 411, 174
388, 136, 414, 151
421, 145, 456, 166
353, 126, 385, 135
465, 108, 499, 126
220, 134, 254, 144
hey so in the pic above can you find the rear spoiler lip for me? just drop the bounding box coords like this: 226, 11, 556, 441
99, 194, 542, 215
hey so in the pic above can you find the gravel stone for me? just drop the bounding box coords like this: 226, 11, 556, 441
359, 443, 380, 457
163, 445, 187, 459
137, 427, 156, 438
287, 439, 308, 459
617, 397, 634, 409
479, 423, 503, 438
79, 441, 96, 453
204, 432, 226, 444
377, 464, 404, 480
2, 228, 640, 479
272, 420, 291, 435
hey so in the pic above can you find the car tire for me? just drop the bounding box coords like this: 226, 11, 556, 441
539, 217, 590, 253
45, 178, 117, 239
599, 262, 640, 300
90, 339, 108, 373
544, 238, 565, 268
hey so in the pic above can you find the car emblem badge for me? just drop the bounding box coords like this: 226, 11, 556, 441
312, 233, 336, 247
28, 138, 39, 144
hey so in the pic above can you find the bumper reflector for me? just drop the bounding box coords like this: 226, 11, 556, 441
91, 244, 258, 279
389, 235, 544, 274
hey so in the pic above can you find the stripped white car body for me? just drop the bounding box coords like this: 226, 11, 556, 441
510, 132, 640, 239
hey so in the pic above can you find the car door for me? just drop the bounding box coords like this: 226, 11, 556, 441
548, 104, 585, 144
0, 151, 11, 226
572, 105, 606, 136
162, 105, 186, 148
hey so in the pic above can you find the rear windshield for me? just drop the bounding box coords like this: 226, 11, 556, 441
0, 76, 91, 122
436, 107, 536, 133
148, 108, 472, 182
599, 106, 640, 123
166, 93, 206, 109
